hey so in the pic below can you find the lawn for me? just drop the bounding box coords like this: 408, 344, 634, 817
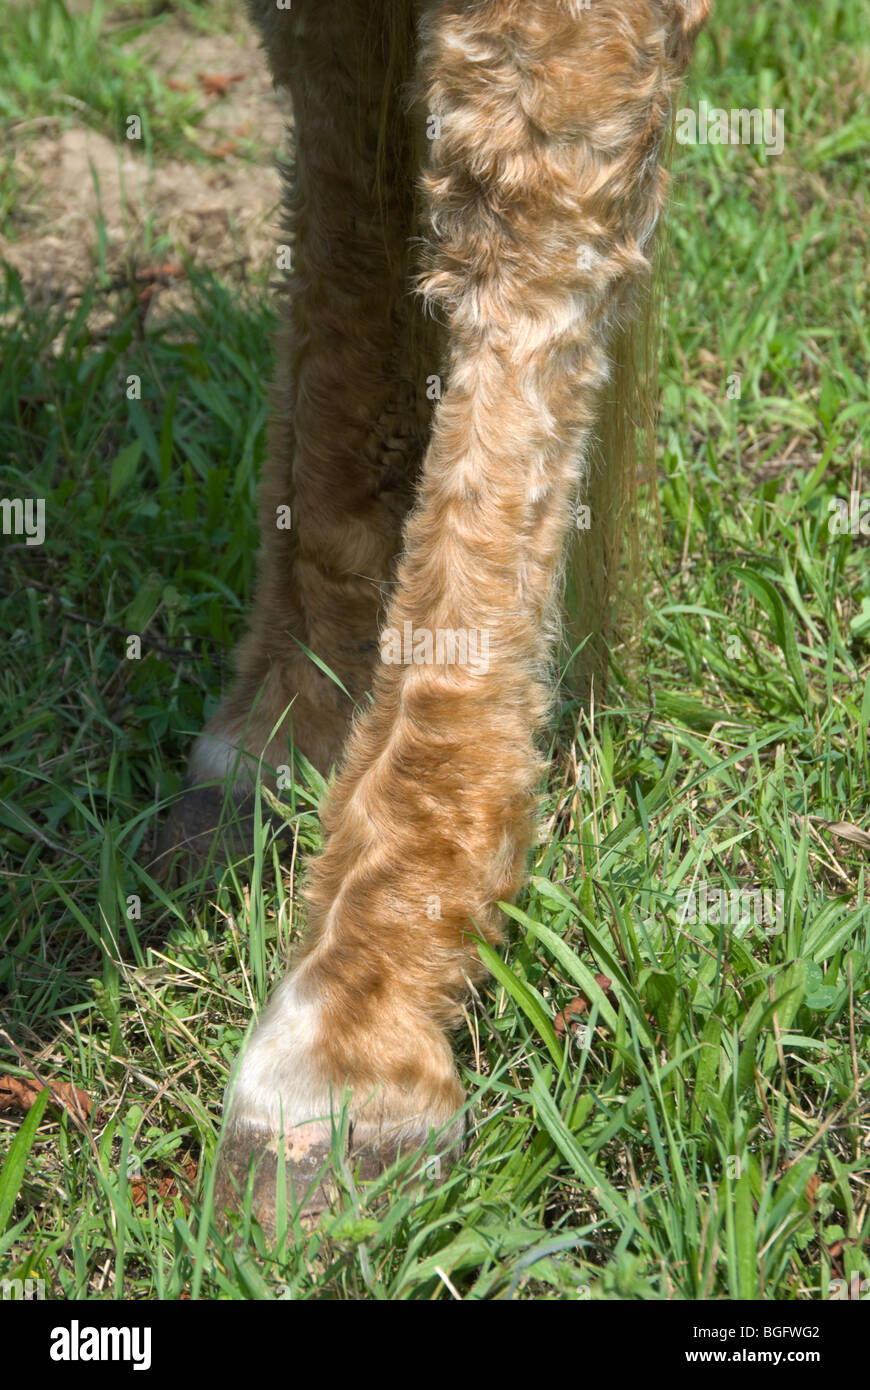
1, 0, 868, 1300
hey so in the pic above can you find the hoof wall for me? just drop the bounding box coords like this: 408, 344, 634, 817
151, 783, 288, 884
212, 1122, 457, 1237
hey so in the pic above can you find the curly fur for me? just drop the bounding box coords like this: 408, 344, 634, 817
174, 0, 711, 1213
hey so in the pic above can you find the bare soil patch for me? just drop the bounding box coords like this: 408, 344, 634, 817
1, 17, 287, 324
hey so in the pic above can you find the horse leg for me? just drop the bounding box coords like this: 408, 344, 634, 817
162, 0, 436, 861
215, 0, 710, 1226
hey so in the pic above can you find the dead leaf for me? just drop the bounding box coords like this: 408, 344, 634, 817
135, 261, 184, 283
0, 1074, 93, 1122
166, 78, 189, 92
554, 997, 587, 1038
819, 821, 870, 853
553, 976, 613, 1037
208, 140, 241, 159
196, 72, 245, 98
130, 1157, 198, 1214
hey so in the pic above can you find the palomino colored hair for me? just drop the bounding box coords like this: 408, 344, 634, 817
158, 0, 711, 1229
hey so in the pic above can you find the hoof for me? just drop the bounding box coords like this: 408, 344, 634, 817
212, 1119, 461, 1237
151, 782, 287, 885
213, 1124, 337, 1231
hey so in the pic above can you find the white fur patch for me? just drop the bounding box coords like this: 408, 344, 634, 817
188, 733, 256, 789
224, 974, 332, 1134
224, 974, 467, 1155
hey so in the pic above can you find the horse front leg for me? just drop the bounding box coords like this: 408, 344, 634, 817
215, 0, 710, 1228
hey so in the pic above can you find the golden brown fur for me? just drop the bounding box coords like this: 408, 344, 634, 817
165, 0, 712, 1222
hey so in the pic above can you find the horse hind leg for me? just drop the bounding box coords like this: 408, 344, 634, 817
157, 0, 438, 870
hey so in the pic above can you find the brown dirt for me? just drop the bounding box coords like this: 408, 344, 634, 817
1, 17, 286, 326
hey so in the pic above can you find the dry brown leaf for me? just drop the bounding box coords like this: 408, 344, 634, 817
553, 975, 613, 1037
554, 997, 587, 1038
196, 72, 245, 98
820, 821, 870, 852
136, 261, 184, 283
0, 1073, 93, 1121
208, 140, 241, 159
130, 1157, 198, 1213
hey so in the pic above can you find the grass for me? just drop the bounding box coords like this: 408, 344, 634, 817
1, 0, 868, 1300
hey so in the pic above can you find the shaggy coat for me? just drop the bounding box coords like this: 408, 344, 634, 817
163, 0, 711, 1223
